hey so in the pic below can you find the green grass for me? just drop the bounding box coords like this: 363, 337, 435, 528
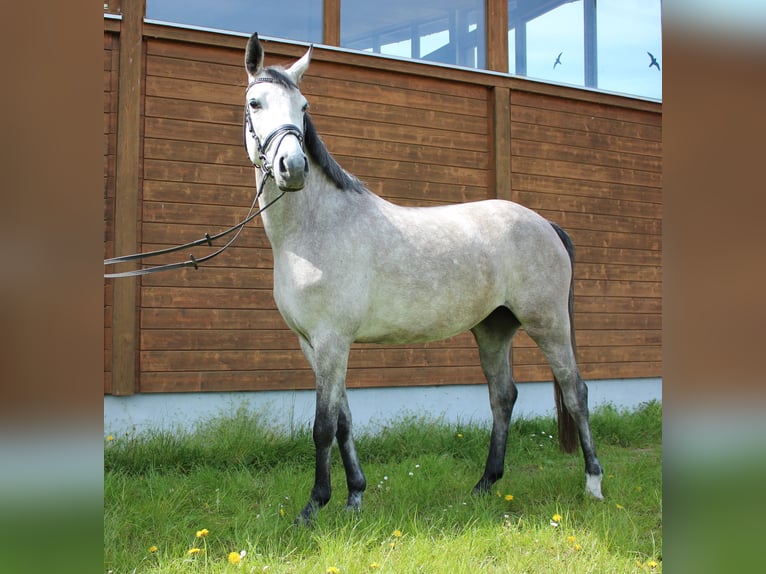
105, 401, 662, 573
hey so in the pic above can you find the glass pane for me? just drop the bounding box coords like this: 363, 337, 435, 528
524, 0, 584, 86
146, 0, 323, 43
597, 0, 662, 100
341, 0, 486, 69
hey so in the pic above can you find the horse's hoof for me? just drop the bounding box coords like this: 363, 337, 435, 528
585, 472, 604, 500
294, 504, 318, 527
345, 491, 363, 513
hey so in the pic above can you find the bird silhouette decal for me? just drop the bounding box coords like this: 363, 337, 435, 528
647, 51, 661, 71
554, 52, 563, 69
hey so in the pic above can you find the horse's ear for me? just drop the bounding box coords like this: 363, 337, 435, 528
245, 32, 263, 79
287, 44, 313, 84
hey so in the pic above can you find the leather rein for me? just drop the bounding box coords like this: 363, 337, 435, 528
103, 77, 304, 279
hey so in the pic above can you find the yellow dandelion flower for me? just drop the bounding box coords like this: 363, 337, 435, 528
228, 552, 242, 564
496, 491, 502, 498
370, 563, 380, 569
327, 567, 340, 574
504, 494, 514, 501
566, 536, 576, 544
279, 507, 286, 517
457, 433, 464, 438
647, 560, 659, 568
392, 529, 402, 537
106, 435, 114, 441
188, 548, 201, 555
148, 545, 158, 553
196, 528, 209, 538
552, 513, 563, 522
573, 544, 582, 551
615, 504, 624, 510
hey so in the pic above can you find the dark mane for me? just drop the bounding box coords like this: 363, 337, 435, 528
258, 66, 365, 193
303, 113, 367, 193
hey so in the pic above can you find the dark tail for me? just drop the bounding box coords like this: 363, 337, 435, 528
549, 221, 579, 454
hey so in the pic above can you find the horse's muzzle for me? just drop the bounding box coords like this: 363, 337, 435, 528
276, 152, 309, 191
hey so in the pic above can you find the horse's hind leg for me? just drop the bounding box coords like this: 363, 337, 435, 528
471, 306, 521, 494
527, 325, 604, 500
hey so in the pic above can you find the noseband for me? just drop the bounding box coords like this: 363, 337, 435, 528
243, 77, 305, 174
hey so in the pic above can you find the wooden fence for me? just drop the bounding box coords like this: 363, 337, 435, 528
104, 17, 661, 395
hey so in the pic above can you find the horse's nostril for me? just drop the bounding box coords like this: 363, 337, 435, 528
279, 156, 288, 174
303, 157, 309, 175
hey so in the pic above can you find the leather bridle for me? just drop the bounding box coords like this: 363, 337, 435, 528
243, 76, 306, 174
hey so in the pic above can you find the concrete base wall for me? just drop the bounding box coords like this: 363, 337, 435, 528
104, 378, 661, 436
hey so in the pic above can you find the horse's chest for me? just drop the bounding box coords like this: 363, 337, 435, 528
272, 251, 338, 329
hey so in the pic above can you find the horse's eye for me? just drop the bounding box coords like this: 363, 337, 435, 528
302, 103, 309, 113
249, 99, 261, 111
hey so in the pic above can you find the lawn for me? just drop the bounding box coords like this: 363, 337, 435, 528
104, 401, 662, 573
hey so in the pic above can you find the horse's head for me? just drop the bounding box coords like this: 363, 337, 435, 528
244, 33, 312, 191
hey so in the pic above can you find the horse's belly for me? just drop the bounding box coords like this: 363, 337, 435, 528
354, 286, 503, 344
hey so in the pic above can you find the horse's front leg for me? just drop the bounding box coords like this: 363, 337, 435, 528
337, 391, 366, 512
295, 335, 357, 525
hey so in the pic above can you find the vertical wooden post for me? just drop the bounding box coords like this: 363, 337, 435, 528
323, 0, 341, 46
485, 0, 509, 72
491, 86, 512, 201
111, 0, 144, 395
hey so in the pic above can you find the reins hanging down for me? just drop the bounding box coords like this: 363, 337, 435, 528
103, 177, 284, 279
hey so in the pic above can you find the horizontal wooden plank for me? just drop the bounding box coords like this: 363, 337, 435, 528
511, 89, 662, 127
144, 158, 253, 187
316, 114, 488, 153
511, 121, 661, 158
146, 53, 242, 87
514, 344, 661, 367
140, 347, 481, 373
145, 96, 242, 126
511, 105, 662, 142
146, 76, 242, 106
515, 361, 662, 383
141, 286, 277, 309
511, 156, 662, 190
146, 37, 244, 67
140, 328, 477, 351
512, 189, 661, 221
511, 139, 662, 174
575, 263, 660, 283
140, 266, 273, 289
575, 279, 661, 298
511, 173, 661, 205
142, 179, 259, 209
306, 74, 487, 118
141, 308, 287, 330
538, 208, 661, 236
309, 97, 487, 136
514, 329, 661, 349
309, 58, 489, 102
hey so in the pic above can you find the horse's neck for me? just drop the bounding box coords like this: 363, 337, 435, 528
255, 167, 341, 250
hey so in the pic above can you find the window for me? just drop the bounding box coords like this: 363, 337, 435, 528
145, 0, 323, 43
597, 0, 662, 100
139, 0, 661, 100
341, 0, 486, 69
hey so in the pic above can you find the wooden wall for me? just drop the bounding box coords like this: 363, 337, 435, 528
104, 19, 662, 395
